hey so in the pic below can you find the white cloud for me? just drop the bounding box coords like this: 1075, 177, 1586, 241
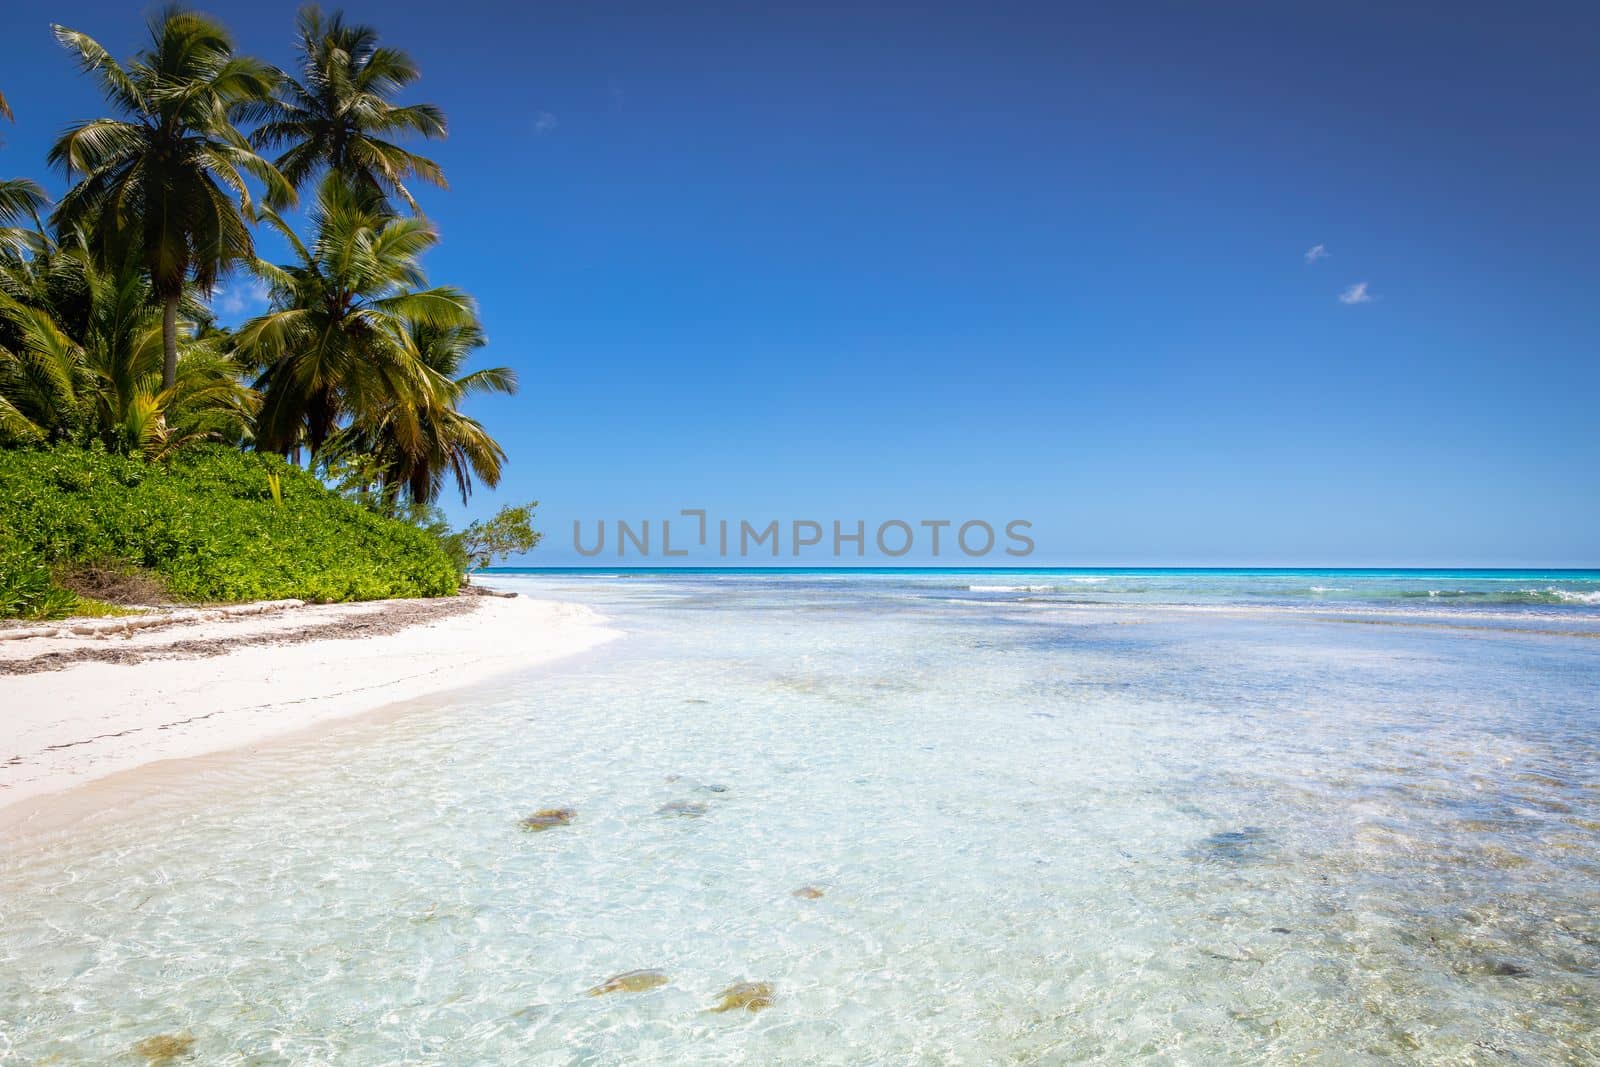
534, 111, 558, 135
1338, 281, 1374, 305
1304, 243, 1328, 264
214, 276, 270, 316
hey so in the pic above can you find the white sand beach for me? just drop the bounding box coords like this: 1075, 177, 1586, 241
0, 594, 619, 816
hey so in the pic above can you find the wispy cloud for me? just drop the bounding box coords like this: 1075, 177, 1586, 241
1304, 243, 1328, 264
214, 276, 270, 316
1338, 281, 1374, 305
534, 111, 558, 135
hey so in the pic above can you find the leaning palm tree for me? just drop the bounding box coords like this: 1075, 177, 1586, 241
247, 6, 446, 212
236, 175, 474, 459
322, 318, 516, 506
48, 7, 293, 390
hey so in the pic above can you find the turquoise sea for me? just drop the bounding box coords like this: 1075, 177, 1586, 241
505, 566, 1600, 613
2, 568, 1597, 1062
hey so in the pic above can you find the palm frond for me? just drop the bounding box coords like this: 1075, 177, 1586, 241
0, 179, 49, 231
453, 365, 518, 397
51, 25, 144, 115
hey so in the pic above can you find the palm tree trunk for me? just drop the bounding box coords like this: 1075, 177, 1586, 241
161, 293, 180, 390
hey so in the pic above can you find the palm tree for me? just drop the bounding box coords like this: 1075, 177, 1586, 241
236, 175, 474, 459
69, 247, 257, 456
247, 7, 446, 212
0, 233, 256, 454
323, 318, 515, 506
48, 7, 292, 391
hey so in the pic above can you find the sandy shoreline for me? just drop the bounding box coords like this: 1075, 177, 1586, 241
0, 594, 620, 817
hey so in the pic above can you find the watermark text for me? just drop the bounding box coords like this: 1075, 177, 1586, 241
574, 511, 1034, 560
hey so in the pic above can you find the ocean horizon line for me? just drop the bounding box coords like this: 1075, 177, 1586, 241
488, 564, 1600, 575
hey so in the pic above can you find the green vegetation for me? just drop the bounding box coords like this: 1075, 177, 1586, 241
0, 9, 540, 620
0, 446, 459, 613
0, 544, 76, 621
238, 174, 514, 487
455, 502, 544, 573
49, 12, 291, 391
251, 7, 447, 212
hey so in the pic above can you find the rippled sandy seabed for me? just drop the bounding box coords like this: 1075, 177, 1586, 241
2, 571, 1597, 1064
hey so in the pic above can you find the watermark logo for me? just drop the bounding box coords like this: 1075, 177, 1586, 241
574, 510, 1034, 560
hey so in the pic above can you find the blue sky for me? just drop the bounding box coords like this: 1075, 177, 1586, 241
3, 1, 1597, 566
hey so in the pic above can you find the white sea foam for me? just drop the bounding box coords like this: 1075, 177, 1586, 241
1546, 588, 1600, 605
968, 578, 1107, 592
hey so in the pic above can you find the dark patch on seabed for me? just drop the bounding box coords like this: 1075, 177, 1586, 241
1188, 826, 1275, 865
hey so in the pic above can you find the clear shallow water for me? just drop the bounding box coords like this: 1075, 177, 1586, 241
2, 570, 1598, 1063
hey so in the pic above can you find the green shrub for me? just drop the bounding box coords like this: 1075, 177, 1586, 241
0, 543, 77, 620
0, 445, 459, 617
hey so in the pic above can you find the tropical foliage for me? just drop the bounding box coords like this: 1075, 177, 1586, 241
1, 235, 256, 455
239, 176, 477, 461
0, 7, 532, 617
454, 501, 543, 572
49, 10, 292, 389
247, 7, 447, 210
0, 446, 459, 609
321, 317, 515, 507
